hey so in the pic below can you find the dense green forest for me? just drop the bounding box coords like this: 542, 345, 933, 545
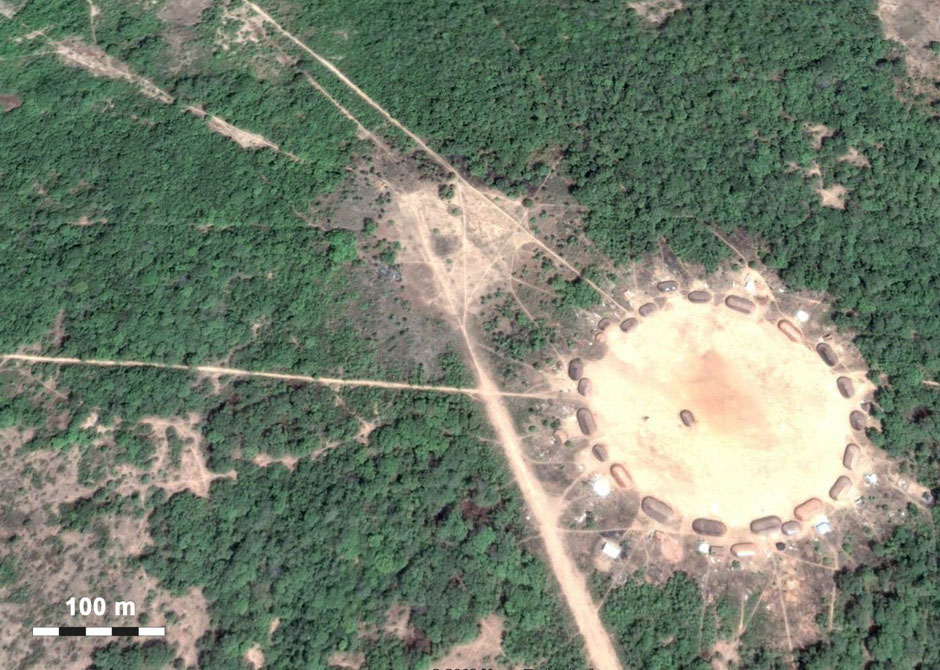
142, 387, 585, 669
2, 0, 940, 667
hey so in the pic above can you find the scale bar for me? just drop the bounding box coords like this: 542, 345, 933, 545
33, 626, 165, 637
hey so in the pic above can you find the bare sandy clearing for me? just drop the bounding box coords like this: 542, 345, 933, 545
328, 651, 365, 669
252, 452, 299, 469
817, 183, 848, 210
0, 93, 22, 111
803, 123, 834, 150
207, 114, 281, 150
629, 0, 684, 25
0, 0, 20, 18
878, 0, 940, 101
127, 414, 236, 498
245, 644, 265, 669
70, 214, 108, 226
838, 147, 871, 168
430, 615, 506, 670
51, 38, 174, 104
159, 0, 212, 26
578, 295, 857, 530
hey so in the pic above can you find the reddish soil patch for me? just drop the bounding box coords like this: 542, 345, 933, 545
579, 277, 859, 530
0, 93, 22, 111
654, 530, 684, 563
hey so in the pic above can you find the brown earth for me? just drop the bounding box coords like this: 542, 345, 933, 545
816, 183, 848, 210
629, 0, 685, 25
838, 147, 871, 168
0, 435, 210, 668
0, 94, 22, 111
878, 0, 940, 102
51, 38, 175, 104
430, 615, 507, 670
159, 0, 212, 26
328, 650, 365, 669
245, 644, 265, 669
206, 114, 282, 151
803, 123, 835, 150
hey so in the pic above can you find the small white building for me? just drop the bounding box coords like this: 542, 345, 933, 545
814, 520, 833, 536
592, 476, 611, 497
697, 542, 711, 555
796, 309, 810, 323
601, 541, 622, 560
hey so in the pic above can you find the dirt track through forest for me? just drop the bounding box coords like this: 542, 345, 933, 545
0, 354, 555, 400
238, 4, 625, 667
244, 0, 621, 310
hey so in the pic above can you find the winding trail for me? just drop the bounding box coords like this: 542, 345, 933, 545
0, 354, 551, 400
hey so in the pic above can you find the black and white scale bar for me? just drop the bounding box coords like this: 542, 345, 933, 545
33, 626, 165, 637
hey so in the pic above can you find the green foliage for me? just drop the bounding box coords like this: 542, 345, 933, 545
602, 572, 710, 669
799, 511, 940, 669
0, 555, 18, 588
326, 229, 359, 266
0, 224, 377, 377
89, 641, 175, 670
437, 183, 456, 200
551, 277, 601, 312
142, 390, 585, 669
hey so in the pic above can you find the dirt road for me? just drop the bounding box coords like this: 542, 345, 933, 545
245, 0, 622, 309
466, 346, 623, 670
0, 354, 550, 400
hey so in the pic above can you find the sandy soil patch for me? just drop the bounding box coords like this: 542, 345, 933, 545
383, 602, 412, 640
0, 436, 211, 668
0, 1, 20, 18
52, 38, 175, 104
803, 123, 834, 150
430, 615, 506, 670
70, 214, 108, 226
217, 3, 269, 51
878, 0, 940, 101
816, 183, 847, 210
579, 296, 857, 529
629, 0, 684, 25
328, 651, 365, 669
207, 114, 281, 150
711, 638, 740, 669
653, 530, 684, 563
252, 452, 299, 469
838, 147, 871, 168
159, 0, 212, 26
0, 94, 22, 112
115, 414, 236, 498
245, 644, 265, 669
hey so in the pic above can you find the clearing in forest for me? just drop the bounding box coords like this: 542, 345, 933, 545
564, 274, 874, 537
